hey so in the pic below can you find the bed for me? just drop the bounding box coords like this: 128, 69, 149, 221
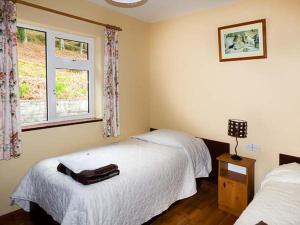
11, 129, 229, 225
234, 154, 300, 225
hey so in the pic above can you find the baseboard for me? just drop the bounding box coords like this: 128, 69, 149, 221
0, 209, 22, 219
0, 209, 28, 225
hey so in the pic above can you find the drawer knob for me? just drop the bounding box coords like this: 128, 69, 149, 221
223, 182, 226, 188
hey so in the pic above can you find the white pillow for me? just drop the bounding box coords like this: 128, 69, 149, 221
132, 129, 212, 178
132, 129, 195, 148
261, 162, 300, 188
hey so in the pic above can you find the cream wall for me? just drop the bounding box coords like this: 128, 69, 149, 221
149, 0, 300, 190
0, 0, 150, 215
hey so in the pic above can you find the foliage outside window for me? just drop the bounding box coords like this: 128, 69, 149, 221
17, 25, 94, 125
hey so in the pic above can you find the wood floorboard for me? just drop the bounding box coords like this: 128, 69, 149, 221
0, 181, 237, 225
150, 182, 237, 225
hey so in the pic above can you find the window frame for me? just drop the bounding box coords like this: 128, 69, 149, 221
17, 23, 95, 125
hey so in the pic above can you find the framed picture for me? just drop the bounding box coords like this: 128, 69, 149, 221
218, 19, 267, 62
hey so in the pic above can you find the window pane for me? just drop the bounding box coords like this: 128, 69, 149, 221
17, 27, 47, 124
55, 38, 88, 60
56, 69, 89, 117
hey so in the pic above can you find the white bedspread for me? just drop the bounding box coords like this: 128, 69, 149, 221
12, 138, 211, 225
235, 163, 300, 225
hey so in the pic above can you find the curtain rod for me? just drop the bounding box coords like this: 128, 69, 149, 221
15, 0, 123, 31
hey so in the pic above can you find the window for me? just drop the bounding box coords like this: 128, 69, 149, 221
17, 25, 94, 125
17, 28, 47, 124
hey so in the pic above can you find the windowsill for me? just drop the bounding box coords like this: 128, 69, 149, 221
22, 118, 102, 132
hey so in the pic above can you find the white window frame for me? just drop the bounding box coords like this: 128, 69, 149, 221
18, 23, 94, 125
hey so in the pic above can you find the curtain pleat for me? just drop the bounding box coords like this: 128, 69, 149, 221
0, 0, 21, 160
103, 28, 120, 137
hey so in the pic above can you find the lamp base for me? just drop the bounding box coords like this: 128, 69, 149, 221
231, 154, 242, 161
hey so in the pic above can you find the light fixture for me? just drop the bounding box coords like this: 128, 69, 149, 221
228, 119, 248, 160
111, 0, 143, 3
106, 0, 147, 8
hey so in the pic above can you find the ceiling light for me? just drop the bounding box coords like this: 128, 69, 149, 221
112, 0, 143, 3
106, 0, 147, 8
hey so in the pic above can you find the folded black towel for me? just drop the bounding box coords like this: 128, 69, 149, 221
57, 163, 120, 185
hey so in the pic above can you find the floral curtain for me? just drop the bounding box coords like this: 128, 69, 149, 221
0, 0, 21, 160
103, 28, 120, 137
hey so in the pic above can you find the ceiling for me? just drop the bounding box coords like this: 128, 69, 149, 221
89, 0, 242, 23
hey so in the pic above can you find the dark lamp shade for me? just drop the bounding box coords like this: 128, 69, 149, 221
228, 119, 247, 138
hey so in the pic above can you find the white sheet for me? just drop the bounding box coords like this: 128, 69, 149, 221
235, 163, 300, 225
11, 138, 211, 225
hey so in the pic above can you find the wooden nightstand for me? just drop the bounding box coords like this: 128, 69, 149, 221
217, 153, 256, 216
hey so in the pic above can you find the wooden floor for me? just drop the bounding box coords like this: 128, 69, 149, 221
151, 181, 237, 225
0, 181, 237, 225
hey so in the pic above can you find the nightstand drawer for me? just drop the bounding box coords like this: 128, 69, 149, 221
218, 176, 247, 216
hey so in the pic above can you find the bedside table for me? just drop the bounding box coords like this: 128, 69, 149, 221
217, 153, 256, 216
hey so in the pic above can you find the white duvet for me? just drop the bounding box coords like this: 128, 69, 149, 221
12, 130, 211, 225
235, 163, 300, 225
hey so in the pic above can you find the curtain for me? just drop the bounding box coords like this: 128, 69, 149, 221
0, 0, 21, 160
103, 28, 120, 137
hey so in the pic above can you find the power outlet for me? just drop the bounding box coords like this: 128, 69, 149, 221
245, 144, 261, 152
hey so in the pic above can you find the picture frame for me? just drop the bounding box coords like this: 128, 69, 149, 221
218, 19, 267, 62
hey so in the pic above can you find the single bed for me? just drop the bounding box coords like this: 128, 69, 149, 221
234, 154, 300, 225
11, 129, 229, 225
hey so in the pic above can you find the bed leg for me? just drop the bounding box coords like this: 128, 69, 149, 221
196, 178, 203, 188
30, 202, 59, 225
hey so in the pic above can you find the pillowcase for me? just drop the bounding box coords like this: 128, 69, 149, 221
261, 162, 300, 188
132, 129, 195, 148
132, 129, 212, 178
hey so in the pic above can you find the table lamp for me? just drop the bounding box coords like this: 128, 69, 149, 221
228, 119, 247, 160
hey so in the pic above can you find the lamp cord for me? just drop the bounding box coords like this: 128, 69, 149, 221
235, 135, 239, 156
